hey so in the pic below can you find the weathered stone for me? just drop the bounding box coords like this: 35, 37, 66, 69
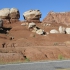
10, 19, 19, 23
10, 8, 20, 19
32, 26, 46, 35
28, 22, 36, 28
43, 23, 51, 26
0, 8, 10, 19
50, 29, 59, 34
59, 26, 66, 33
21, 22, 28, 26
0, 18, 3, 27
32, 27, 38, 32
23, 10, 41, 21
36, 29, 44, 35
66, 28, 70, 34
0, 8, 20, 23
2, 19, 10, 24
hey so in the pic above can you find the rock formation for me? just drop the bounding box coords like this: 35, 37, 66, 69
43, 11, 70, 25
0, 8, 20, 23
59, 26, 66, 33
0, 8, 10, 19
23, 10, 41, 23
0, 18, 3, 28
50, 29, 59, 34
28, 22, 36, 29
21, 21, 46, 35
36, 29, 45, 35
66, 28, 70, 34
10, 8, 20, 19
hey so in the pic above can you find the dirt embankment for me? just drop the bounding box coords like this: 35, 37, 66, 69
0, 19, 70, 63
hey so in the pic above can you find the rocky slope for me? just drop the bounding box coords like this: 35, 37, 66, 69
43, 11, 70, 25
0, 9, 70, 63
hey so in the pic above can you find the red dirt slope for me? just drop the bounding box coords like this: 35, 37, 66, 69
0, 20, 70, 63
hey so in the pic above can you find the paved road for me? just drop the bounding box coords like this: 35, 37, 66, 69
0, 60, 70, 70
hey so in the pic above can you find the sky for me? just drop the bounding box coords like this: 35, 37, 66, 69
0, 0, 70, 21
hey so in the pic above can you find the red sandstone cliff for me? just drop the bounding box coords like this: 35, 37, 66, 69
43, 11, 70, 25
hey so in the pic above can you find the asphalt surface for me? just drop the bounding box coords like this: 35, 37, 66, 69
0, 60, 70, 70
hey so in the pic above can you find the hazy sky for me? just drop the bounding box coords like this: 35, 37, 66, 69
0, 0, 70, 20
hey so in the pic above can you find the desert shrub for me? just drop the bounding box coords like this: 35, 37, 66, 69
58, 54, 65, 60
24, 57, 30, 62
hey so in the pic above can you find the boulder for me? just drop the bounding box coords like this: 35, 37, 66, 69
0, 8, 20, 19
32, 27, 38, 32
43, 23, 51, 26
23, 10, 41, 21
66, 28, 70, 34
0, 8, 10, 19
0, 8, 20, 23
10, 8, 20, 19
50, 29, 59, 34
21, 22, 28, 26
28, 22, 36, 29
32, 27, 46, 35
36, 29, 44, 35
59, 26, 66, 33
0, 18, 3, 27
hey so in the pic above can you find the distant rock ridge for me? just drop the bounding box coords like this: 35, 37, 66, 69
43, 11, 70, 25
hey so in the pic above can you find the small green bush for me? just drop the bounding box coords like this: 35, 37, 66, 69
58, 54, 65, 60
25, 57, 30, 62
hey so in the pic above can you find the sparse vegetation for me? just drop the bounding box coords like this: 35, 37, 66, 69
24, 57, 30, 62
0, 9, 70, 63
58, 54, 65, 60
